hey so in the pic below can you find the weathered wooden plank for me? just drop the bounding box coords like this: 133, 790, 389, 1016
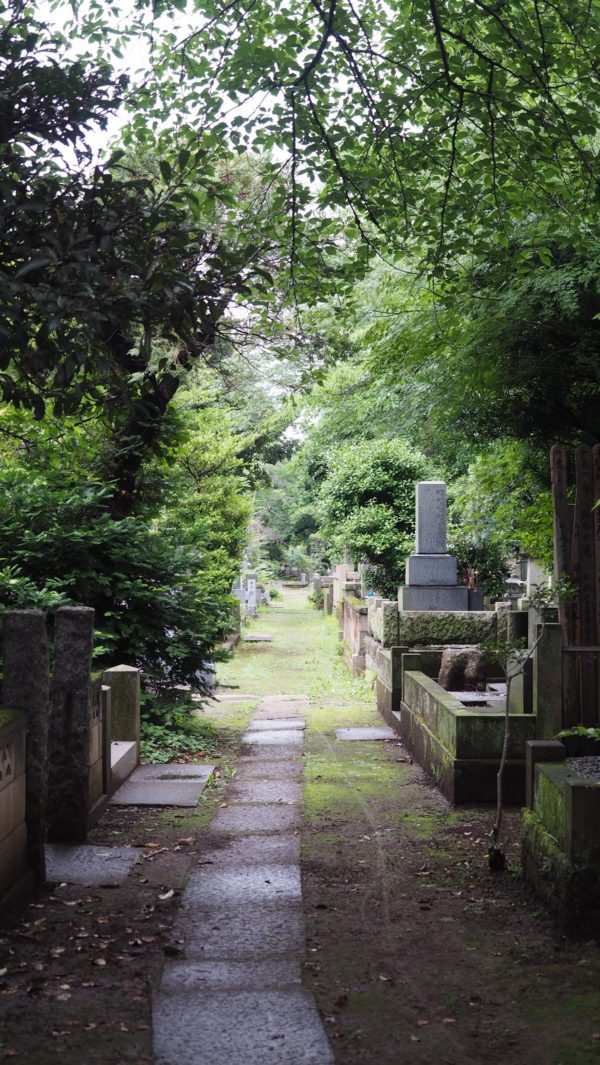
551, 444, 574, 646
575, 446, 596, 648
551, 444, 571, 579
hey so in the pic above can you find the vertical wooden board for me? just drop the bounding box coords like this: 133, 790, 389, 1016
575, 446, 596, 648
551, 444, 571, 579
551, 444, 575, 645
593, 444, 600, 650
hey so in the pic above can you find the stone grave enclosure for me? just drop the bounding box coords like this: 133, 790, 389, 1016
0, 607, 141, 904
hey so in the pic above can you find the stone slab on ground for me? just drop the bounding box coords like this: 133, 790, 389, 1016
246, 718, 305, 732
110, 777, 211, 807
174, 901, 306, 960
132, 763, 215, 781
242, 729, 304, 746
242, 634, 274, 643
240, 745, 304, 762
45, 844, 141, 886
335, 727, 396, 742
211, 692, 258, 703
234, 759, 303, 781
183, 863, 302, 906
153, 988, 334, 1065
159, 959, 302, 993
210, 804, 300, 835
198, 834, 301, 867
227, 780, 302, 805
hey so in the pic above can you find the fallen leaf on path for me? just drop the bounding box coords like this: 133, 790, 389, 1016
178, 837, 195, 846
443, 1017, 456, 1024
158, 889, 174, 901
93, 958, 107, 967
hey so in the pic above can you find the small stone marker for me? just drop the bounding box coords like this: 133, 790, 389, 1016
242, 634, 273, 643
45, 843, 141, 886
335, 727, 396, 741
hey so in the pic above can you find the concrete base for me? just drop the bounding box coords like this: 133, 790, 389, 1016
405, 554, 457, 585
398, 586, 469, 612
397, 699, 528, 803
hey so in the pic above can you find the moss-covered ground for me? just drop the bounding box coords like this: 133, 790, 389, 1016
0, 587, 599, 1063
221, 589, 600, 1065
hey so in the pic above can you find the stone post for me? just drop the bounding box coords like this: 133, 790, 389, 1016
103, 664, 141, 748
47, 606, 95, 844
2, 610, 50, 882
533, 622, 563, 738
415, 481, 447, 555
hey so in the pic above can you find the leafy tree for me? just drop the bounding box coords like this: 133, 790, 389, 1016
317, 438, 433, 595
94, 0, 600, 275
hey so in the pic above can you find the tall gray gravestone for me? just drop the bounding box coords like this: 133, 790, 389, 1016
2, 610, 50, 880
398, 481, 468, 611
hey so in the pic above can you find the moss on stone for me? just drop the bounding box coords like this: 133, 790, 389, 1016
398, 610, 497, 647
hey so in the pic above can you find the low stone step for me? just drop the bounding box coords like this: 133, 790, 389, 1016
110, 763, 215, 806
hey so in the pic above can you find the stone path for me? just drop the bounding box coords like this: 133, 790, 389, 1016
153, 694, 334, 1065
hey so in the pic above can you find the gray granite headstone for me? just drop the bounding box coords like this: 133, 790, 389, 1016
416, 481, 447, 554
2, 610, 50, 881
398, 480, 470, 612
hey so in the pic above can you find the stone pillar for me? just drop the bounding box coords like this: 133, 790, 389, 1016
533, 622, 563, 738
47, 606, 95, 844
246, 574, 258, 618
399, 481, 468, 611
416, 481, 447, 555
101, 685, 112, 797
2, 610, 50, 882
103, 664, 141, 748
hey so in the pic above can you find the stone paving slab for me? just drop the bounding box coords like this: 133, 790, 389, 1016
242, 634, 274, 642
174, 902, 306, 960
131, 763, 215, 781
110, 778, 210, 806
242, 729, 304, 746
227, 780, 302, 805
154, 988, 334, 1065
246, 718, 305, 731
210, 804, 300, 835
183, 863, 302, 906
159, 959, 302, 993
212, 692, 258, 702
240, 744, 304, 761
45, 844, 141, 886
235, 759, 303, 781
335, 726, 396, 742
260, 694, 308, 703
199, 834, 301, 867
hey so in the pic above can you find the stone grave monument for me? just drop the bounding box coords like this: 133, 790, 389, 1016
398, 481, 469, 611
245, 573, 258, 618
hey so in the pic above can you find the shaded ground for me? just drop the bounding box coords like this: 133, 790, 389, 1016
1, 588, 600, 1063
